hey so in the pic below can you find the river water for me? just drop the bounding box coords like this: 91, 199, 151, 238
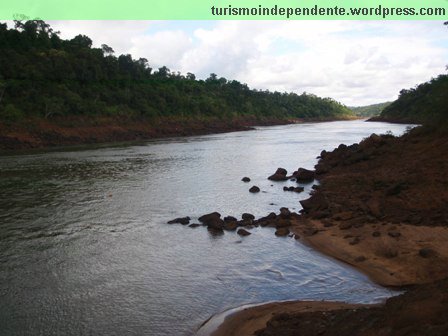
0, 120, 411, 336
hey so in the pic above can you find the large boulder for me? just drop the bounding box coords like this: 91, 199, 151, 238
293, 168, 315, 182
198, 212, 224, 230
268, 168, 289, 181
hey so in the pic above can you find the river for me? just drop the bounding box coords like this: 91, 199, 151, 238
0, 120, 411, 336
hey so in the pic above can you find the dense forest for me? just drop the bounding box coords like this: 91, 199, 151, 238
373, 75, 448, 124
0, 20, 352, 123
349, 102, 391, 118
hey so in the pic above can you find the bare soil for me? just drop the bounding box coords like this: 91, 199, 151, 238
0, 115, 288, 151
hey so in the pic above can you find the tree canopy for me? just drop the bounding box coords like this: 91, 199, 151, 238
349, 102, 391, 118
378, 75, 448, 124
0, 20, 352, 122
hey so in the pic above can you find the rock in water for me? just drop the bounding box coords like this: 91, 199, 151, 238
167, 216, 191, 225
268, 168, 289, 181
293, 168, 315, 182
237, 228, 252, 236
241, 177, 251, 182
198, 212, 221, 224
242, 213, 255, 220
279, 207, 291, 219
275, 228, 290, 236
249, 186, 260, 193
224, 215, 237, 222
300, 194, 329, 213
223, 221, 238, 231
198, 212, 224, 231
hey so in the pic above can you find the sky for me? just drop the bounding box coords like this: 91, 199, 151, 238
12, 20, 448, 106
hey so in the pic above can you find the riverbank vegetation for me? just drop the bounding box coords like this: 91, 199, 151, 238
371, 74, 448, 125
0, 19, 357, 150
0, 20, 351, 123
349, 102, 391, 118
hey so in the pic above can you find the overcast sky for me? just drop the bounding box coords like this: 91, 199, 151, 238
17, 21, 448, 106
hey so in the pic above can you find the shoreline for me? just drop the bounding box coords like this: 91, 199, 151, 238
199, 301, 372, 336
0, 115, 357, 153
199, 124, 448, 335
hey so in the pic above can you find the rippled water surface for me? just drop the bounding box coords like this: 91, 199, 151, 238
0, 120, 411, 336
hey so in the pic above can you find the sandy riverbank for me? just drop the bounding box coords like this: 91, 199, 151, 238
208, 301, 370, 336
207, 125, 448, 335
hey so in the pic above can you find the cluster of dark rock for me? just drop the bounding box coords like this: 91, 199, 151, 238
244, 166, 316, 195
167, 207, 300, 238
267, 167, 315, 183
283, 186, 304, 193
167, 166, 319, 239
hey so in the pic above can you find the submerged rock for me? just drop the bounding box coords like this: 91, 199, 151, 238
207, 227, 224, 235
167, 216, 191, 225
237, 228, 252, 236
275, 228, 290, 236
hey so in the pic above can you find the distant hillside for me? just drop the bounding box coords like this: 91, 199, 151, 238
349, 102, 391, 118
0, 20, 352, 123
371, 75, 448, 124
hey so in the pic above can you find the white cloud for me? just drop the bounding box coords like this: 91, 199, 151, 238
8, 20, 448, 105
128, 30, 193, 70
47, 20, 153, 55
